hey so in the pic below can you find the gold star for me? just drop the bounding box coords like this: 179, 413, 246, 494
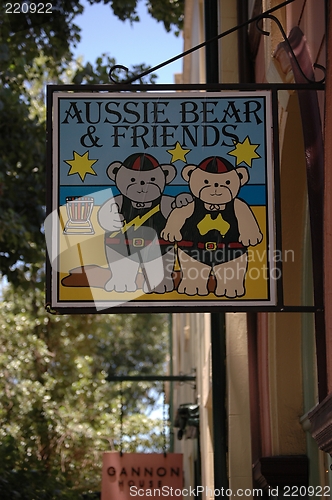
65, 151, 98, 181
228, 136, 261, 167
167, 142, 191, 162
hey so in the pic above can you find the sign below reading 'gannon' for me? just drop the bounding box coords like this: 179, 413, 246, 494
101, 452, 183, 499
46, 91, 276, 313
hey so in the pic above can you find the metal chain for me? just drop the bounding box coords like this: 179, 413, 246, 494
120, 382, 123, 456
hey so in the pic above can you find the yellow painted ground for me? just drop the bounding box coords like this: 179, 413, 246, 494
57, 205, 273, 303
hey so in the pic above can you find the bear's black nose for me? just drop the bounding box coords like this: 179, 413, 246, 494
140, 180, 145, 185
214, 183, 219, 188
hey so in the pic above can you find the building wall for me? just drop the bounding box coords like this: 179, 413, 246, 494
226, 313, 252, 494
172, 314, 197, 491
196, 313, 214, 496
218, 0, 238, 82
172, 312, 214, 500
253, 0, 330, 490
182, 0, 205, 84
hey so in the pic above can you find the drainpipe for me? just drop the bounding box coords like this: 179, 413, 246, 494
169, 313, 174, 452
205, 0, 219, 83
210, 313, 228, 490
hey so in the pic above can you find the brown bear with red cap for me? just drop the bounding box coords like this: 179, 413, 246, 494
161, 156, 263, 298
98, 153, 192, 293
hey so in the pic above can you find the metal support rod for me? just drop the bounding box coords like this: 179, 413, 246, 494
271, 88, 285, 307
211, 313, 228, 489
107, 375, 195, 382
204, 0, 219, 83
48, 82, 324, 94
204, 0, 228, 491
169, 314, 175, 452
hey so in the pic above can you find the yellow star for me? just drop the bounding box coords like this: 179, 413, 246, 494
167, 142, 191, 163
65, 151, 98, 181
228, 136, 261, 167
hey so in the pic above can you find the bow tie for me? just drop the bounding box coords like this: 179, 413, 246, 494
209, 204, 223, 211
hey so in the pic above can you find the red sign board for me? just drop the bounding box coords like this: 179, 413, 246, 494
101, 452, 183, 499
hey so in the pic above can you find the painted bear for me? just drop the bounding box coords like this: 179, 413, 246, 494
161, 156, 263, 298
98, 153, 189, 294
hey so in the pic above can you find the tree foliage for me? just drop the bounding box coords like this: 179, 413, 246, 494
88, 0, 184, 33
0, 87, 46, 285
1, 1, 83, 86
0, 283, 169, 497
1, 3, 79, 283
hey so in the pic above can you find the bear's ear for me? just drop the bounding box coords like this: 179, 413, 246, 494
160, 164, 176, 184
107, 161, 122, 181
236, 167, 249, 186
182, 164, 197, 182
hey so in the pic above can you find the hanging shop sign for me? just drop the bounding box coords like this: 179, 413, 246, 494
46, 90, 276, 313
101, 452, 183, 499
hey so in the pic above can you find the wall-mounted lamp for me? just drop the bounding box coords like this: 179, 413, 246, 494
174, 404, 199, 440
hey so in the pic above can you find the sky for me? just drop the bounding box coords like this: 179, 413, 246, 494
72, 0, 184, 84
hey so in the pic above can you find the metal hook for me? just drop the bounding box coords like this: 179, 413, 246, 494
313, 63, 326, 83
109, 63, 159, 85
109, 64, 131, 84
255, 18, 270, 37
45, 303, 57, 315
257, 13, 326, 84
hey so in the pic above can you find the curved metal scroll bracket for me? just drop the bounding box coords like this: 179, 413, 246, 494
109, 64, 132, 84
256, 14, 326, 84
109, 64, 154, 84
